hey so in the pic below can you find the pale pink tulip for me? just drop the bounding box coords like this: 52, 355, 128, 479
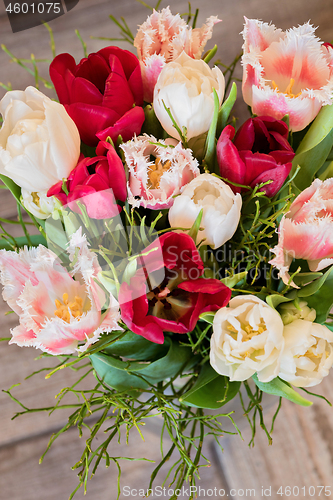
134, 7, 220, 102
0, 229, 120, 354
242, 19, 333, 132
270, 178, 333, 286
120, 135, 200, 210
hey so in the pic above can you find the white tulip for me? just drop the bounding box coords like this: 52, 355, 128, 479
153, 52, 225, 140
279, 319, 333, 387
279, 300, 316, 325
0, 86, 80, 191
21, 189, 56, 219
168, 173, 242, 249
210, 296, 285, 382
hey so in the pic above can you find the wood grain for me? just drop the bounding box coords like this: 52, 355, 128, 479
1, 0, 333, 499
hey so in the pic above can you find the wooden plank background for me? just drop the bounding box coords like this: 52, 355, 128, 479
1, 0, 333, 499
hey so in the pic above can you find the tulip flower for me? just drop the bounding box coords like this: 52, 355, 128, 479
120, 135, 200, 210
134, 6, 220, 102
0, 229, 120, 355
118, 232, 231, 344
270, 178, 333, 286
210, 295, 285, 382
0, 86, 80, 192
153, 52, 225, 141
216, 116, 294, 196
50, 47, 145, 146
168, 173, 242, 249
48, 141, 127, 219
242, 18, 333, 131
279, 319, 333, 387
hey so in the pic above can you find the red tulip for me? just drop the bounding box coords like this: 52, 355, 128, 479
47, 141, 127, 219
118, 232, 231, 344
216, 116, 294, 197
50, 47, 145, 146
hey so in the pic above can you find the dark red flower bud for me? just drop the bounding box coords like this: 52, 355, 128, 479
216, 116, 294, 197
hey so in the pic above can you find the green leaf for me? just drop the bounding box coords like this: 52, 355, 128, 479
180, 364, 240, 409
90, 351, 150, 392
142, 104, 164, 137
90, 338, 192, 392
299, 265, 333, 323
291, 104, 333, 191
0, 174, 22, 205
103, 330, 168, 361
203, 88, 220, 168
298, 265, 333, 298
203, 45, 217, 64
221, 271, 247, 288
199, 311, 215, 325
266, 294, 293, 310
132, 338, 192, 383
216, 82, 237, 137
188, 209, 203, 243
0, 234, 46, 250
318, 160, 333, 181
292, 272, 323, 287
252, 374, 312, 406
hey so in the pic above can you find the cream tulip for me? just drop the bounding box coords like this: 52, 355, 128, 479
168, 173, 241, 249
279, 319, 333, 387
0, 86, 80, 191
153, 52, 225, 141
210, 296, 285, 382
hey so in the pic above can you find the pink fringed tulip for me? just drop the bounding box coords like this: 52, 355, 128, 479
217, 116, 294, 197
134, 6, 220, 102
47, 141, 127, 219
0, 229, 121, 355
242, 19, 333, 131
120, 135, 200, 210
270, 178, 333, 286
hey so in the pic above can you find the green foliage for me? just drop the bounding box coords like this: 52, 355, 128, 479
252, 374, 312, 406
180, 363, 241, 409
90, 337, 193, 391
291, 104, 333, 191
203, 88, 220, 170
298, 265, 333, 323
217, 82, 237, 137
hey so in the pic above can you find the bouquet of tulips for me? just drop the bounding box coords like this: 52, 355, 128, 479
1, 3, 333, 498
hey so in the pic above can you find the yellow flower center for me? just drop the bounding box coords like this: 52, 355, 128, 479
147, 157, 172, 189
227, 321, 267, 359
54, 293, 84, 323
32, 192, 40, 206
271, 78, 302, 98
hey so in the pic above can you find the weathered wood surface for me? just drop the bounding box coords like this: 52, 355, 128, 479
1, 0, 333, 499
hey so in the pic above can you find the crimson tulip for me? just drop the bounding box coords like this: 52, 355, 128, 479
47, 141, 127, 219
216, 116, 294, 197
118, 232, 231, 344
50, 47, 145, 146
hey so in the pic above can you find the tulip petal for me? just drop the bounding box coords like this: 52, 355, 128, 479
66, 103, 120, 146
251, 162, 292, 197
49, 53, 77, 104
97, 106, 145, 145
76, 53, 111, 93
216, 125, 246, 191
